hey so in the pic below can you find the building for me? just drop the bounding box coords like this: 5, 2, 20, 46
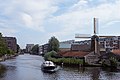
59, 42, 71, 51
99, 36, 120, 52
3, 37, 17, 52
42, 43, 49, 53
71, 36, 120, 52
26, 44, 34, 53
39, 45, 43, 54
59, 40, 74, 52
71, 40, 91, 51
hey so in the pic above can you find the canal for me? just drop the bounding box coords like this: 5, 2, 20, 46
0, 54, 120, 80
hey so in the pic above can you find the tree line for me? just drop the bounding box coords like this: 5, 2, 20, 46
30, 36, 59, 55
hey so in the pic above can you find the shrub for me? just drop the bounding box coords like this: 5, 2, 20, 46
48, 57, 83, 65
44, 51, 83, 65
44, 51, 57, 60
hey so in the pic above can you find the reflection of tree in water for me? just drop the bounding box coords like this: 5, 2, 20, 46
43, 72, 59, 80
0, 65, 7, 78
90, 67, 100, 80
102, 67, 120, 80
78, 67, 85, 73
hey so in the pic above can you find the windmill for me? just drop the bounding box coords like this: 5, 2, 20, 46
75, 18, 115, 56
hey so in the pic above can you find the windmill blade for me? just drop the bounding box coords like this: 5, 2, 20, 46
75, 34, 91, 38
99, 36, 116, 38
93, 18, 98, 35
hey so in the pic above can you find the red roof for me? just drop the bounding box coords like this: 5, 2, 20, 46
112, 49, 120, 55
59, 51, 89, 57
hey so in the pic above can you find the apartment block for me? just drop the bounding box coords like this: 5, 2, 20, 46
3, 37, 17, 52
26, 44, 34, 53
39, 45, 43, 54
42, 43, 49, 53
99, 36, 120, 52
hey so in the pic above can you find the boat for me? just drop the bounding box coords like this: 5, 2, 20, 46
41, 61, 59, 73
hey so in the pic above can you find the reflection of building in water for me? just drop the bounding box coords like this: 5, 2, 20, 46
90, 67, 100, 80
0, 65, 7, 77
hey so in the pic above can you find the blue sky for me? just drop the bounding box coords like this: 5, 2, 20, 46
0, 0, 120, 48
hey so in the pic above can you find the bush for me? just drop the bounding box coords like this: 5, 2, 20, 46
48, 57, 83, 65
44, 51, 83, 65
110, 57, 117, 67
7, 49, 14, 55
44, 51, 57, 60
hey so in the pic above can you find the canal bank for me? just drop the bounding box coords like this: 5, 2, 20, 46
0, 55, 17, 62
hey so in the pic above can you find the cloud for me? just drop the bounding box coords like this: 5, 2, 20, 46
70, 0, 89, 10
21, 13, 33, 27
0, 0, 59, 31
0, 27, 17, 37
107, 21, 120, 26
1, 0, 120, 47
47, 0, 120, 38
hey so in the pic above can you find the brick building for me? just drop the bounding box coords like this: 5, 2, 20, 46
71, 40, 91, 51
3, 37, 17, 52
71, 36, 120, 52
99, 36, 120, 52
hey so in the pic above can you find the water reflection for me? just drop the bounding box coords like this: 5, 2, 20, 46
56, 66, 120, 80
0, 64, 6, 78
0, 54, 120, 80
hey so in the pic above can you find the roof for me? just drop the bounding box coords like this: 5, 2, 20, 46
59, 51, 89, 57
112, 49, 120, 56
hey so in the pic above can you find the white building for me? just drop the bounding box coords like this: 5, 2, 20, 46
39, 45, 43, 54
59, 40, 74, 51
26, 44, 34, 53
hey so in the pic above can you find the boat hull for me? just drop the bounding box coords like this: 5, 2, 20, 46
41, 66, 59, 73
41, 61, 59, 73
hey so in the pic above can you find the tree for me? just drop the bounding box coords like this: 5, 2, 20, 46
17, 44, 20, 53
0, 32, 14, 56
0, 33, 2, 38
0, 33, 8, 56
31, 44, 39, 54
48, 36, 59, 52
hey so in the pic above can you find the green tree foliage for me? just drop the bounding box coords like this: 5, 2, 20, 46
0, 33, 14, 56
0, 33, 8, 56
7, 49, 14, 55
17, 44, 20, 53
44, 51, 57, 60
31, 44, 39, 54
44, 51, 83, 65
101, 52, 118, 67
48, 36, 59, 52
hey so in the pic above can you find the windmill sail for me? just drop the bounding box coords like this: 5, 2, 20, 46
94, 18, 98, 35
75, 34, 91, 38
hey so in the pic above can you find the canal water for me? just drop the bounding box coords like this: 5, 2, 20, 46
0, 54, 120, 80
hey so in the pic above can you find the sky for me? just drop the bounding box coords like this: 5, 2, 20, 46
0, 0, 120, 48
